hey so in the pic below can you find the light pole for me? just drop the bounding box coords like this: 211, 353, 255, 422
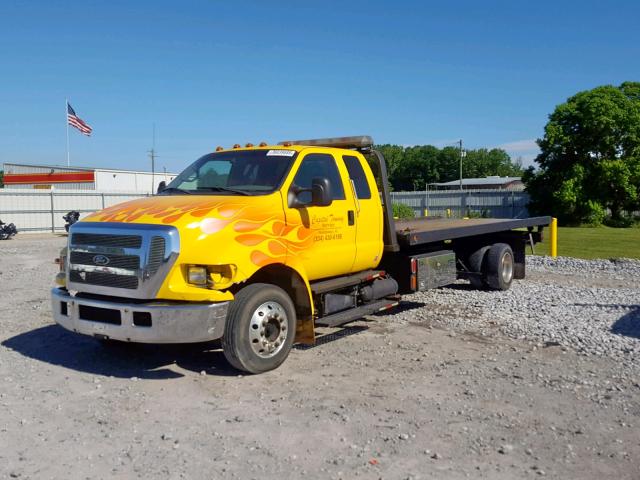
459, 140, 466, 217
425, 182, 429, 217
425, 182, 438, 217
459, 139, 465, 191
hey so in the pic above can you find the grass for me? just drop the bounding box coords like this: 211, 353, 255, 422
532, 226, 640, 260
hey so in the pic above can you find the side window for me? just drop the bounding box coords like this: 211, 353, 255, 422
343, 155, 372, 199
293, 153, 346, 204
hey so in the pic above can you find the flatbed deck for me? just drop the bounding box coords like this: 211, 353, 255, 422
394, 216, 551, 246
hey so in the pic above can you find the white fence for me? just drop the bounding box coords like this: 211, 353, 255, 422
0, 188, 531, 233
391, 189, 530, 218
0, 189, 148, 232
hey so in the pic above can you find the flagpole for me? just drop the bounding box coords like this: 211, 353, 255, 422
65, 98, 70, 167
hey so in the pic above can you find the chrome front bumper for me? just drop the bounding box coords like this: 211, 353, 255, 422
51, 288, 229, 343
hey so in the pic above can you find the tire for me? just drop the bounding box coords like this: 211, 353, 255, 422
222, 283, 296, 374
485, 243, 514, 291
467, 245, 490, 289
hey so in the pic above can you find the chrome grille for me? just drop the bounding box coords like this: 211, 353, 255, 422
70, 271, 139, 289
148, 236, 166, 275
69, 251, 140, 270
71, 233, 142, 248
67, 222, 179, 299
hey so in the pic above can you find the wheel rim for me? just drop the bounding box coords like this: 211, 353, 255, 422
249, 301, 289, 358
501, 251, 514, 284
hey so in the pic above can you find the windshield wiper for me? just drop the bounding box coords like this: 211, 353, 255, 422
158, 187, 193, 195
196, 186, 251, 196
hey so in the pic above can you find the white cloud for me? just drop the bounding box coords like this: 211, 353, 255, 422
496, 139, 539, 152
496, 139, 540, 168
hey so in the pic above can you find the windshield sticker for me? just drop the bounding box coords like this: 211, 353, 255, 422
266, 149, 296, 157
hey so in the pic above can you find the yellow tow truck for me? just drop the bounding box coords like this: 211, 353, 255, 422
51, 136, 549, 373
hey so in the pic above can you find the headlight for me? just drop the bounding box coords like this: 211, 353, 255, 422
187, 265, 208, 286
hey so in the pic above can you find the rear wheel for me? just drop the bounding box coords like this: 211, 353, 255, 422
222, 283, 296, 374
485, 243, 514, 291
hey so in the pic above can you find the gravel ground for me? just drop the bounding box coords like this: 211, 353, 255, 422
1, 235, 639, 480
389, 256, 640, 372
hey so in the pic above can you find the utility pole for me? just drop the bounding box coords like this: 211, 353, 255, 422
148, 123, 157, 193
459, 139, 466, 218
459, 139, 464, 191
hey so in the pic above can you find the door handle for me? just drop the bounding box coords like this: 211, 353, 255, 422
347, 210, 355, 226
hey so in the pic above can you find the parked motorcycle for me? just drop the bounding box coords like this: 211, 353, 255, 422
0, 219, 18, 240
63, 211, 80, 233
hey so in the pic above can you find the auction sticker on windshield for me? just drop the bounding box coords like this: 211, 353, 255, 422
266, 150, 296, 157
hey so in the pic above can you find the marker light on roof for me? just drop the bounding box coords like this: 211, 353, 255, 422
233, 144, 241, 149
245, 143, 254, 148
277, 135, 373, 149
216, 146, 224, 152
259, 142, 268, 147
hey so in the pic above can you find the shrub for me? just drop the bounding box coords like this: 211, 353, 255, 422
604, 215, 635, 228
392, 203, 415, 219
465, 209, 489, 219
582, 200, 606, 226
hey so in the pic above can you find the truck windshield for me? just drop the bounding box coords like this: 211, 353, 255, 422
161, 149, 297, 195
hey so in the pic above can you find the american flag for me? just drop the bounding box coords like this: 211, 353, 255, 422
67, 103, 93, 136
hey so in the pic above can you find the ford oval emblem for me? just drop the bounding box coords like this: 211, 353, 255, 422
93, 254, 110, 266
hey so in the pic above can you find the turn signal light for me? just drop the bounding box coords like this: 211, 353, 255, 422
56, 248, 67, 272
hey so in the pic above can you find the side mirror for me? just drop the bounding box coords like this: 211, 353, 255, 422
311, 177, 332, 207
288, 177, 333, 208
157, 181, 166, 194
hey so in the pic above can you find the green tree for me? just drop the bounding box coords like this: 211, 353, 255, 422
391, 145, 440, 190
375, 144, 522, 191
375, 144, 405, 181
463, 148, 523, 178
526, 82, 640, 224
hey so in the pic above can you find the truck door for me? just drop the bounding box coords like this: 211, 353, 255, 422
342, 154, 384, 272
284, 152, 357, 280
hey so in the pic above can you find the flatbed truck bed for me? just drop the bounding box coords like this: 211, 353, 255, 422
394, 216, 551, 246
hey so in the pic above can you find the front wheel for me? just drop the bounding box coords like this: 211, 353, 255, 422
222, 283, 296, 374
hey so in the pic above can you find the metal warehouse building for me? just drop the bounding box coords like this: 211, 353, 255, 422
2, 163, 177, 193
433, 176, 524, 191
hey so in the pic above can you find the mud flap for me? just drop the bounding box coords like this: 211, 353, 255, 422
295, 316, 316, 345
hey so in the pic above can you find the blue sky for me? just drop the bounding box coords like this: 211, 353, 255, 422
1, 0, 639, 173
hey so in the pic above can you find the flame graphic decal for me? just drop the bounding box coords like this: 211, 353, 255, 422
95, 199, 248, 224
90, 198, 313, 268
234, 218, 313, 266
